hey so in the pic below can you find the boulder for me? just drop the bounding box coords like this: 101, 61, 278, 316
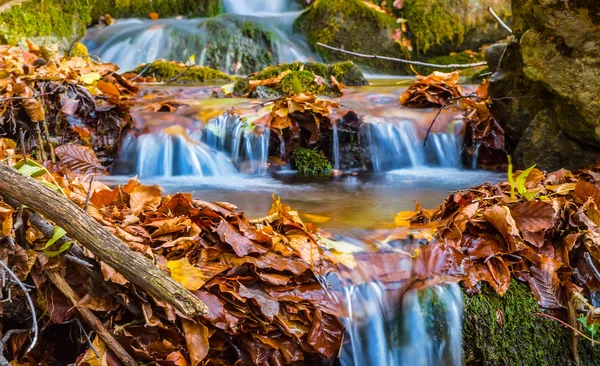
294, 0, 411, 74
0, 0, 221, 53
488, 0, 600, 170
131, 60, 233, 84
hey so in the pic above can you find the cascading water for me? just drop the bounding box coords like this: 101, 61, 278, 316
83, 1, 314, 73
362, 118, 463, 172
115, 127, 237, 178
204, 114, 271, 174
332, 123, 340, 171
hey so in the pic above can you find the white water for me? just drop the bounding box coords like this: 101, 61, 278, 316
222, 0, 295, 15
362, 118, 463, 172
116, 132, 237, 178
332, 123, 340, 171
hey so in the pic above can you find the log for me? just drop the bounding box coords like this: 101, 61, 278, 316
48, 272, 138, 366
0, 164, 208, 318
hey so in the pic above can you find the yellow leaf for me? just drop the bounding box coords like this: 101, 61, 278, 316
301, 213, 330, 223
394, 211, 415, 227
80, 72, 101, 85
166, 258, 208, 291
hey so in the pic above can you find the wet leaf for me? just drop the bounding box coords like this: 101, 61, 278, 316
509, 201, 556, 232
181, 319, 209, 366
55, 144, 107, 174
22, 98, 45, 122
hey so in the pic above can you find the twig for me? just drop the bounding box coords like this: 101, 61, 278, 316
167, 64, 193, 84
316, 42, 488, 69
584, 252, 600, 282
84, 176, 95, 212
488, 7, 513, 34
42, 120, 55, 163
130, 63, 152, 82
48, 272, 138, 366
422, 94, 477, 147
534, 313, 600, 345
33, 123, 46, 162
19, 129, 27, 164
64, 318, 99, 358
0, 260, 38, 353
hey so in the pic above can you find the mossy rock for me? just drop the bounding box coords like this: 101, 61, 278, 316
294, 0, 411, 74
463, 280, 600, 365
402, 0, 511, 56
0, 0, 93, 51
235, 61, 367, 97
89, 0, 221, 21
0, 0, 221, 53
291, 148, 332, 175
132, 60, 233, 84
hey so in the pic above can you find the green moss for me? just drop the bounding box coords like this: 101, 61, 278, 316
294, 0, 411, 74
291, 148, 332, 175
89, 0, 222, 21
0, 0, 92, 49
463, 280, 600, 365
132, 60, 233, 84
402, 0, 468, 55
234, 61, 367, 97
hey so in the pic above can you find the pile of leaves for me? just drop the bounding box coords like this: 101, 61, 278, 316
400, 71, 505, 168
0, 43, 139, 166
397, 161, 600, 317
0, 159, 346, 364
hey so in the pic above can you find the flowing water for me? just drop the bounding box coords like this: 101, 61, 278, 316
85, 2, 504, 364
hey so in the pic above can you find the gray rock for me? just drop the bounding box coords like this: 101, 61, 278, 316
513, 109, 599, 171
250, 86, 283, 99
485, 43, 508, 72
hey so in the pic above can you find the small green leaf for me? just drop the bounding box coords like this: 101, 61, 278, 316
290, 75, 303, 95
43, 226, 67, 250
507, 155, 515, 200
80, 72, 101, 85
43, 241, 72, 257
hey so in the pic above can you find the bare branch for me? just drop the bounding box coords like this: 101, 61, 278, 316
316, 42, 488, 69
0, 260, 38, 353
488, 7, 513, 34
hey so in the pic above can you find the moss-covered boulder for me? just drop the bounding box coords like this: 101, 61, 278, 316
463, 281, 600, 365
132, 60, 233, 84
234, 61, 367, 97
488, 0, 600, 170
0, 0, 221, 53
89, 0, 221, 21
291, 148, 333, 175
402, 0, 511, 56
294, 0, 411, 74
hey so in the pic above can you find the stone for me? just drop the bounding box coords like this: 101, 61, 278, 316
513, 109, 599, 172
484, 43, 507, 72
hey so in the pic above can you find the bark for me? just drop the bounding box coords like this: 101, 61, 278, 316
0, 164, 208, 318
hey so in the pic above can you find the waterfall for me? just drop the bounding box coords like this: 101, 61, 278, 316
222, 0, 295, 15
332, 123, 340, 171
116, 130, 237, 178
82, 3, 314, 73
204, 114, 271, 174
362, 118, 463, 172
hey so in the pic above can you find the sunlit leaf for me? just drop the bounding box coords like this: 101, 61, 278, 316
166, 258, 209, 291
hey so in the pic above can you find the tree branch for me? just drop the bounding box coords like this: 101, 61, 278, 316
0, 163, 208, 318
316, 42, 488, 69
488, 7, 513, 34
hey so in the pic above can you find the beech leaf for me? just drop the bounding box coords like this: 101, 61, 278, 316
55, 144, 107, 174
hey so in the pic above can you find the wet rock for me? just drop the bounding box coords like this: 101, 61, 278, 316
484, 43, 507, 72
294, 0, 411, 74
250, 85, 282, 99
488, 0, 600, 171
513, 109, 599, 172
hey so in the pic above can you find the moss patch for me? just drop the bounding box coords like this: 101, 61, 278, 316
0, 0, 92, 50
291, 148, 332, 175
294, 0, 411, 74
463, 280, 600, 365
89, 0, 221, 20
132, 60, 233, 84
235, 61, 367, 97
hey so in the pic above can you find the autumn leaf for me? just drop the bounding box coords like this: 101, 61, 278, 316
149, 12, 160, 20
167, 257, 209, 291
97, 80, 121, 98
181, 319, 209, 366
129, 184, 162, 215
509, 201, 556, 232
55, 144, 107, 174
80, 72, 101, 85
23, 98, 45, 122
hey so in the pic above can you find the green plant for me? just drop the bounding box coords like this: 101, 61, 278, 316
507, 155, 539, 201
291, 148, 332, 175
578, 316, 600, 340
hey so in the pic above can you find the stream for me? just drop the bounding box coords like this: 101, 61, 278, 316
83, 1, 503, 365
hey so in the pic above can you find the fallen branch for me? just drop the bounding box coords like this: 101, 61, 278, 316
535, 313, 600, 345
0, 164, 208, 318
0, 260, 38, 353
488, 6, 513, 34
47, 272, 138, 366
316, 42, 488, 69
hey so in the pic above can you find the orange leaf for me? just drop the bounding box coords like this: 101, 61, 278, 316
149, 12, 159, 20
181, 320, 209, 366
55, 144, 107, 174
97, 80, 121, 98
129, 184, 162, 215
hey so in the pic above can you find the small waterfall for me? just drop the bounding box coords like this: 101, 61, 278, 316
222, 0, 295, 15
116, 129, 237, 178
362, 118, 463, 172
338, 282, 463, 366
332, 123, 340, 171
204, 114, 271, 174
